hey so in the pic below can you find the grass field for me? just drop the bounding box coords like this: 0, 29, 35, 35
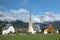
0, 34, 60, 40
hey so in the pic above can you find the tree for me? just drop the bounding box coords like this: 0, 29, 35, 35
0, 23, 5, 34
47, 24, 55, 33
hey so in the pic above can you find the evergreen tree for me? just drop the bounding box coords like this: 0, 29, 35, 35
0, 23, 4, 32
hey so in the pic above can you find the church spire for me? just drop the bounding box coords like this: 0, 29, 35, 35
28, 13, 35, 34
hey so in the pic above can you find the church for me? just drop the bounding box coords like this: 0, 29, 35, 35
2, 24, 15, 35
28, 13, 41, 34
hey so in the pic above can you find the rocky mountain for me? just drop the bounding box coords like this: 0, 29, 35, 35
0, 20, 60, 30
10, 20, 28, 28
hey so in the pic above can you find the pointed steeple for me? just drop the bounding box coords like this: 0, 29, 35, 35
28, 13, 35, 34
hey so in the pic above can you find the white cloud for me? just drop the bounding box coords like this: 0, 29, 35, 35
33, 12, 60, 23
0, 9, 60, 23
10, 9, 30, 22
0, 12, 5, 16
55, 14, 60, 21
0, 12, 17, 22
10, 9, 30, 14
42, 12, 60, 22
0, 9, 31, 22
33, 16, 43, 23
45, 12, 55, 17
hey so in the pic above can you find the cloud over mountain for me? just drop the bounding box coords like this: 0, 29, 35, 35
33, 12, 60, 23
0, 9, 60, 23
0, 9, 34, 22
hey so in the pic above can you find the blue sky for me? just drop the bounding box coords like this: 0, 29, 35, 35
0, 0, 60, 22
0, 0, 60, 15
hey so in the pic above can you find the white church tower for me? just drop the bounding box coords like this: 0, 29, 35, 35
28, 13, 36, 34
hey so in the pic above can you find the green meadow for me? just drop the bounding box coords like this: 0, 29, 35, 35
0, 34, 60, 40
